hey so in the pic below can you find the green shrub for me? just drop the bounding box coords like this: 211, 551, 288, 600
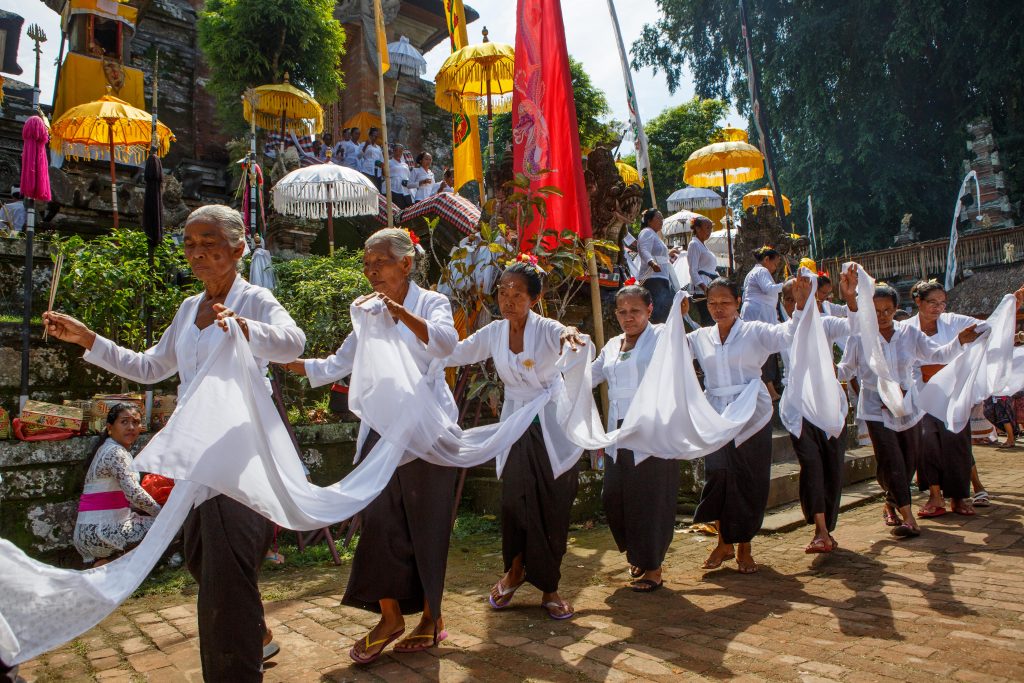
273, 250, 369, 356
54, 229, 200, 350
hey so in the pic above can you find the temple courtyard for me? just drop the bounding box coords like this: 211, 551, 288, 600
18, 443, 1024, 682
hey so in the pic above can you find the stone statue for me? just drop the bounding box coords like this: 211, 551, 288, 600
583, 147, 644, 245
732, 203, 810, 284
893, 213, 918, 246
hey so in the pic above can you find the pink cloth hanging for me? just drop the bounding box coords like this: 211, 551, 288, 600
20, 116, 51, 202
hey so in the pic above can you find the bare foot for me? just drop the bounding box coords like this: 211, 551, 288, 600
702, 543, 736, 570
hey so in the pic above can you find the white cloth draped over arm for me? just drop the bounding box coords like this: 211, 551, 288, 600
780, 272, 849, 439
845, 262, 912, 418
919, 293, 1019, 433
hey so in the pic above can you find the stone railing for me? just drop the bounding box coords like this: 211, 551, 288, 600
819, 226, 1024, 283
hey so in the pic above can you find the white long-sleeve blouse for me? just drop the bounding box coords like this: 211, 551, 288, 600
591, 322, 661, 459
687, 317, 794, 444
84, 275, 306, 398
741, 264, 784, 323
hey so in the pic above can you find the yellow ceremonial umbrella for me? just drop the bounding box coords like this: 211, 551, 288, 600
243, 73, 324, 138
684, 127, 765, 273
615, 162, 642, 187
434, 28, 514, 183
50, 92, 174, 229
342, 111, 383, 137
742, 188, 791, 214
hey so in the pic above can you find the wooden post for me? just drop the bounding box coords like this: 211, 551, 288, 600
375, 0, 394, 227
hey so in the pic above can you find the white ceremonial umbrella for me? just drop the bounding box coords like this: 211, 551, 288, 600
388, 35, 427, 107
704, 227, 739, 269
663, 209, 703, 237
666, 186, 724, 214
272, 163, 379, 255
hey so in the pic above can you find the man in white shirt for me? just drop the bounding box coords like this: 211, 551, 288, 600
340, 128, 360, 169
388, 143, 412, 209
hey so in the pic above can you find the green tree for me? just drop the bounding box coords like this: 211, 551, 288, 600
198, 0, 346, 133
486, 56, 616, 167
632, 0, 1024, 253
636, 98, 729, 214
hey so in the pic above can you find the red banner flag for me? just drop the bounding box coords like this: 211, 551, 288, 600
513, 0, 592, 248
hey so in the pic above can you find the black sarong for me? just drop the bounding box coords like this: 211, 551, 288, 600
917, 414, 972, 500
602, 433, 679, 571
343, 431, 458, 617
791, 420, 847, 531
866, 420, 920, 509
501, 422, 579, 593
184, 494, 275, 683
693, 423, 773, 544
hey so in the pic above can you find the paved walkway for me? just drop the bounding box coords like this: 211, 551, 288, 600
19, 444, 1024, 682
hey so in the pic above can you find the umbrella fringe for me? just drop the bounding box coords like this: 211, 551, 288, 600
670, 198, 722, 210
58, 141, 151, 166
244, 90, 323, 134
458, 92, 514, 117
273, 180, 378, 220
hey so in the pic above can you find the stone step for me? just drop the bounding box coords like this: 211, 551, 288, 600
764, 446, 877, 511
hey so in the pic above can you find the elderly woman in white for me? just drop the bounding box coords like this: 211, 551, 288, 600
43, 205, 306, 683
284, 228, 460, 663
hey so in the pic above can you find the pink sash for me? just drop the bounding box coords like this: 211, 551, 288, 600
78, 491, 129, 512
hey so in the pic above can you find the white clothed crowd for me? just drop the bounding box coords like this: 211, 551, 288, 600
1, 255, 1021, 667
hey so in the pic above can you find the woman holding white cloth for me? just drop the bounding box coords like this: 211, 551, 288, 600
836, 266, 980, 539
43, 205, 306, 683
283, 227, 459, 662
446, 260, 585, 621
680, 277, 796, 574
591, 285, 675, 592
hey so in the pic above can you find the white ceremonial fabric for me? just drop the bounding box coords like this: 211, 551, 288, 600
839, 263, 965, 431
671, 253, 690, 292
740, 264, 784, 323
687, 310, 794, 445
600, 292, 761, 463
687, 236, 718, 291
906, 311, 978, 384
248, 246, 277, 291
780, 273, 848, 439
919, 294, 1019, 433
591, 323, 661, 459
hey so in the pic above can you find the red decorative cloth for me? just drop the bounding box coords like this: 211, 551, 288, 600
512, 0, 592, 249
140, 474, 175, 506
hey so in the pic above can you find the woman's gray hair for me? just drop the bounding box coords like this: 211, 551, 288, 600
365, 227, 415, 261
184, 205, 246, 249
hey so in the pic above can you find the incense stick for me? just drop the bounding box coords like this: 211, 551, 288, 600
43, 252, 63, 341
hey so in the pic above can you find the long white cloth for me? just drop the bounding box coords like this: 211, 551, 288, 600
918, 293, 1019, 433
780, 272, 848, 439
845, 262, 912, 418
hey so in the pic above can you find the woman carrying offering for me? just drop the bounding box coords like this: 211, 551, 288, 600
73, 403, 160, 566
447, 261, 585, 620
44, 205, 306, 682
283, 228, 459, 662
836, 266, 980, 539
592, 285, 674, 592
680, 277, 796, 574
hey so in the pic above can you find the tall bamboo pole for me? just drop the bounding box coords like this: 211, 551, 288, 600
374, 0, 394, 228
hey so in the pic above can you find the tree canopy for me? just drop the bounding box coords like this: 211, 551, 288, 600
632, 0, 1024, 253
633, 97, 729, 214
198, 0, 346, 133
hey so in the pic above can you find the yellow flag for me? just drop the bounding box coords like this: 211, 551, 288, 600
442, 0, 484, 192
374, 0, 390, 73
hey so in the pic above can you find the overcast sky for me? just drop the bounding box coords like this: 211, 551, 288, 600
13, 0, 742, 151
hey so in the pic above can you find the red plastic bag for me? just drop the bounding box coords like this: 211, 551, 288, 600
140, 474, 175, 506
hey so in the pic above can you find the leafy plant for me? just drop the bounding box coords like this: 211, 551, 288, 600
53, 229, 200, 350
272, 250, 370, 357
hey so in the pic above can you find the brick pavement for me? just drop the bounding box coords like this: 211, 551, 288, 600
18, 444, 1024, 682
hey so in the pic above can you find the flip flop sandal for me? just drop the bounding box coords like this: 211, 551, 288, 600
542, 601, 575, 620
629, 578, 664, 593
883, 510, 900, 527
349, 628, 405, 665
804, 538, 833, 554
997, 443, 1017, 450
830, 536, 839, 550
262, 641, 281, 661
953, 504, 976, 516
701, 548, 736, 570
393, 629, 448, 654
736, 562, 759, 575
488, 579, 524, 609
891, 524, 921, 539
917, 505, 947, 518
628, 565, 644, 578
972, 491, 991, 507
